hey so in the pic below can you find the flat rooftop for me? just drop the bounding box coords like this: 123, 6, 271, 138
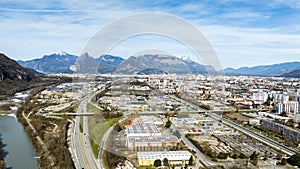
138, 151, 192, 161
126, 123, 160, 134
128, 135, 179, 143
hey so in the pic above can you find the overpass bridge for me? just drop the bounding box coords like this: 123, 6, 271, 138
45, 112, 95, 116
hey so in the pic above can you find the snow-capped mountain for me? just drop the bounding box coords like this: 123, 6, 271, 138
18, 52, 78, 74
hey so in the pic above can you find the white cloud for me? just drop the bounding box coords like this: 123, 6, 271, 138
0, 0, 300, 69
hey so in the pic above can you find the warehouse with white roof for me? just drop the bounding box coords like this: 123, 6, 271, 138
137, 151, 192, 166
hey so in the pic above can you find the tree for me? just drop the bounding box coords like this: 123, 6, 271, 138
280, 158, 287, 165
232, 153, 238, 159
250, 151, 259, 166
287, 153, 300, 167
217, 152, 228, 159
277, 152, 283, 160
154, 159, 162, 167
188, 155, 194, 165
165, 120, 171, 128
238, 153, 247, 159
163, 158, 169, 166
263, 151, 268, 161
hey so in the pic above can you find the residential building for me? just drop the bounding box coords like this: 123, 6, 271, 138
261, 120, 300, 142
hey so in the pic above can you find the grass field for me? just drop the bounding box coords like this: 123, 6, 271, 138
136, 166, 156, 169
88, 115, 122, 157
87, 103, 102, 113
90, 138, 100, 158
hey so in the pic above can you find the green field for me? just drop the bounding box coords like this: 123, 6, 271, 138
88, 115, 121, 157
90, 138, 100, 158
136, 166, 156, 169
87, 103, 102, 113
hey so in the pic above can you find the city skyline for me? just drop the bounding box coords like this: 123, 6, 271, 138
1, 0, 300, 68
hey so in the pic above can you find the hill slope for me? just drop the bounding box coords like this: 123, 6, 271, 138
280, 69, 300, 78
224, 62, 300, 76
181, 56, 215, 74
0, 53, 36, 81
0, 53, 37, 95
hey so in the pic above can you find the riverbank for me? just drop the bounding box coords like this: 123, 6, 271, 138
16, 86, 74, 168
0, 113, 15, 117
0, 116, 38, 169
0, 135, 7, 169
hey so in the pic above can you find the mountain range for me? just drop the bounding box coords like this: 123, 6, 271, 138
16, 52, 300, 77
17, 52, 78, 74
224, 62, 300, 76
18, 52, 214, 75
116, 54, 192, 74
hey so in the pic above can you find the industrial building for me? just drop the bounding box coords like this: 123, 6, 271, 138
125, 123, 161, 137
126, 135, 179, 151
132, 115, 164, 127
137, 151, 192, 166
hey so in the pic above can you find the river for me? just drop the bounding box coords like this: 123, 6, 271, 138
0, 100, 39, 169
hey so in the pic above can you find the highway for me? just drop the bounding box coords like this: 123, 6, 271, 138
208, 112, 299, 156
70, 94, 99, 169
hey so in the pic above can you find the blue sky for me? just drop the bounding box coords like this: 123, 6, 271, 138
0, 0, 300, 69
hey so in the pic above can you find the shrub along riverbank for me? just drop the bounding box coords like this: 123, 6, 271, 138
16, 86, 74, 168
0, 135, 6, 169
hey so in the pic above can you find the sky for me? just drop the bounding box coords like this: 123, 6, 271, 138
0, 0, 300, 69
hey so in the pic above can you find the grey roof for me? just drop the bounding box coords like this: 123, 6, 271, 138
138, 151, 192, 161
126, 123, 160, 134
128, 135, 179, 143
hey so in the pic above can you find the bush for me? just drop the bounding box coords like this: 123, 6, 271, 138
238, 153, 248, 159
165, 120, 171, 128
154, 159, 162, 167
163, 158, 169, 166
211, 158, 218, 162
188, 155, 193, 165
217, 152, 229, 159
287, 153, 300, 167
280, 158, 287, 165
250, 151, 259, 166
231, 153, 238, 159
